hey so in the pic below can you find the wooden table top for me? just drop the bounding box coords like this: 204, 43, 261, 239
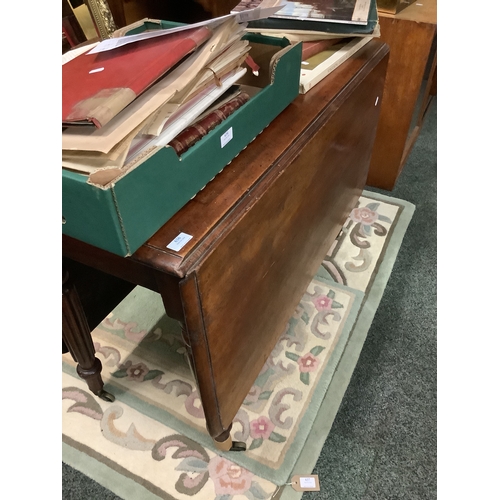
131, 39, 388, 276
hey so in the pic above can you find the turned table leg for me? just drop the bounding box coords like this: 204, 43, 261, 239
62, 269, 115, 402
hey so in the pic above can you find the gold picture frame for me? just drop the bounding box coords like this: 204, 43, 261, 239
85, 0, 117, 39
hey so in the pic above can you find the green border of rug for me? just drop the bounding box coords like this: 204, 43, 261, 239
63, 441, 168, 500
278, 190, 415, 499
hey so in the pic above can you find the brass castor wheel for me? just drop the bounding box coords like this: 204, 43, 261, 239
213, 435, 247, 452
97, 389, 115, 402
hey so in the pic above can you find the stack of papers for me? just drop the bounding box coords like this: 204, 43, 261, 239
61, 6, 283, 182
243, 0, 380, 41
232, 0, 379, 93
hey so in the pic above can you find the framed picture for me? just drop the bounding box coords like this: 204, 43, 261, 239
271, 0, 371, 25
85, 0, 117, 39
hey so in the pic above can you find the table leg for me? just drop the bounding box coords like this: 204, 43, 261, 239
155, 271, 246, 452
212, 424, 246, 452
62, 268, 115, 402
179, 320, 246, 452
179, 321, 196, 380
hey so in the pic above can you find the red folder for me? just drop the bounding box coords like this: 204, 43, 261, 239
62, 27, 212, 128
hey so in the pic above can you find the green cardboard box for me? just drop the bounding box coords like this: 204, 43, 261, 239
62, 28, 301, 256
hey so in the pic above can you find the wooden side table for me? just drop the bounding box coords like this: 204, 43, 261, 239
367, 0, 437, 190
62, 40, 389, 451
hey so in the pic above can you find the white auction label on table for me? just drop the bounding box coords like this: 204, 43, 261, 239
166, 232, 193, 251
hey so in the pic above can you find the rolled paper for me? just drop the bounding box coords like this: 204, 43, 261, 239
245, 54, 260, 76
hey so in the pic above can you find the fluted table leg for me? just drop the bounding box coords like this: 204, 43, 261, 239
62, 268, 114, 402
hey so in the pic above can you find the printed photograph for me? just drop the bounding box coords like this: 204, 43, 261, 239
272, 0, 367, 24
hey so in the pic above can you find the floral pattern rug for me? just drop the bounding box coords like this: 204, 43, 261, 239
62, 191, 414, 500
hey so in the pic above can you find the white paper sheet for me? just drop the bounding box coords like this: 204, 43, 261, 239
86, 6, 283, 55
126, 67, 247, 163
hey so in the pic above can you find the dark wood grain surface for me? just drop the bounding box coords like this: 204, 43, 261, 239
180, 44, 389, 436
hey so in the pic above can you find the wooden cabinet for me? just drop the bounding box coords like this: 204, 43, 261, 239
367, 0, 437, 190
377, 0, 417, 15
